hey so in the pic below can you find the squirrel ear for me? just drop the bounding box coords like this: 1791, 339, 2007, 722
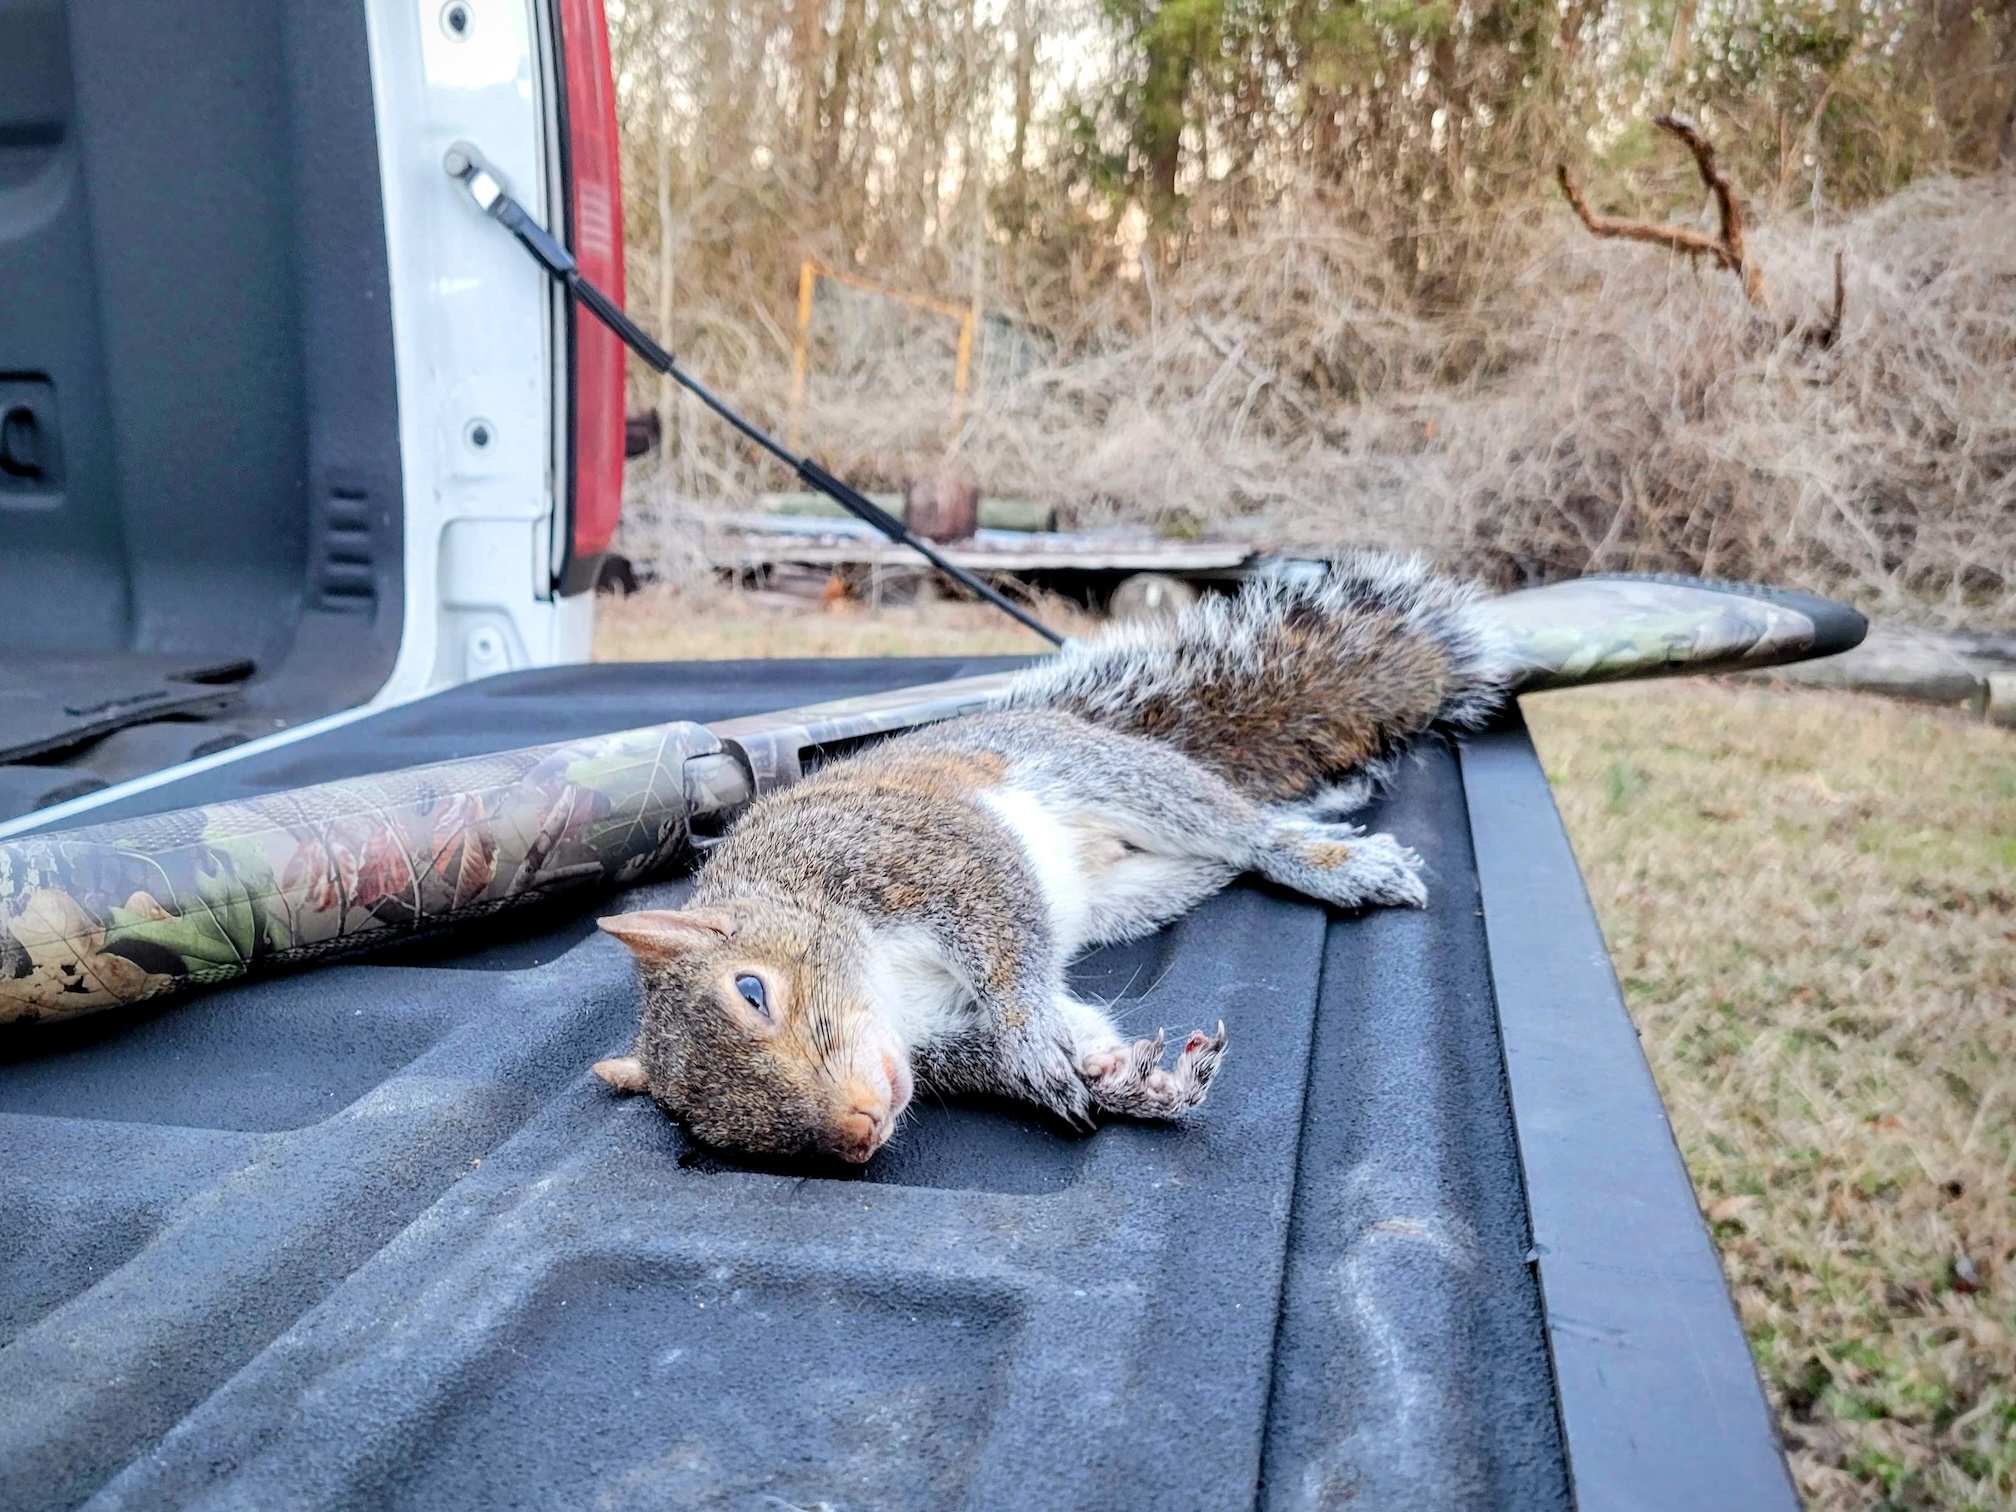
597, 909, 729, 961
591, 1055, 648, 1093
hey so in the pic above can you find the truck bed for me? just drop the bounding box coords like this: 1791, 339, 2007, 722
0, 659, 1795, 1511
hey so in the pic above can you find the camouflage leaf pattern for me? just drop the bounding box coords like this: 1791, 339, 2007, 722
0, 671, 1018, 1026
0, 723, 725, 1024
1487, 576, 1833, 690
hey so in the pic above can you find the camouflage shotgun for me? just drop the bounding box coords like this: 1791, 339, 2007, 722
0, 573, 1864, 1026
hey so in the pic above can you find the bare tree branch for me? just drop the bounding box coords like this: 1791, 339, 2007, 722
1558, 114, 1851, 346
1653, 112, 1762, 301
1556, 112, 1763, 303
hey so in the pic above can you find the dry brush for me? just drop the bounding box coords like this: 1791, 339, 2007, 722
625, 171, 2016, 626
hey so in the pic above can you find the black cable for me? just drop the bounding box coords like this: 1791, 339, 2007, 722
446, 148, 1064, 646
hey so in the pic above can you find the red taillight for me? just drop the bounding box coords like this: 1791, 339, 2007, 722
557, 0, 624, 590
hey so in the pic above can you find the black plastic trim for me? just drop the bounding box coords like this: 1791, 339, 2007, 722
556, 547, 603, 598
1459, 708, 1801, 1512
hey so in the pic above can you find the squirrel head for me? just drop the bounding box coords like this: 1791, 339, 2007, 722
592, 902, 913, 1164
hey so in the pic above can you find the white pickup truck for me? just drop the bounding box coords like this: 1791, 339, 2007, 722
0, 0, 624, 825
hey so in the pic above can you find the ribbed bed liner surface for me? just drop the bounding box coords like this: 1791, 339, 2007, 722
0, 659, 1566, 1512
0, 649, 252, 783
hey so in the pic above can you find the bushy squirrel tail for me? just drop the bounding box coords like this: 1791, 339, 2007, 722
1005, 554, 1511, 803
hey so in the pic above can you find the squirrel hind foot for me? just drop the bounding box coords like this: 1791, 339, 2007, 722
1259, 821, 1430, 912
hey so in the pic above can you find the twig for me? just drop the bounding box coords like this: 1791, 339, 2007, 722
1557, 112, 1764, 303
1190, 319, 1332, 436
1559, 111, 1847, 343
1780, 248, 1848, 351
1804, 247, 1846, 350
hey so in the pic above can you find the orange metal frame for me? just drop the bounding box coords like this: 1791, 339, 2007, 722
788, 259, 977, 449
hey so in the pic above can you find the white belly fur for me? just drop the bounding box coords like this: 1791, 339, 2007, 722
863, 922, 973, 1049
979, 786, 1097, 954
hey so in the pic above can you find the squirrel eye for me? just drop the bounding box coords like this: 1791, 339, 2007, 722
733, 974, 769, 1017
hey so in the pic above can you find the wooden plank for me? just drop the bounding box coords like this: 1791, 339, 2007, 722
758, 491, 1058, 533
707, 514, 1255, 574
714, 539, 1256, 573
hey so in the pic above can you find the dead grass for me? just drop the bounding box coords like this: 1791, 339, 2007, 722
592, 583, 1083, 662
1526, 681, 2015, 1512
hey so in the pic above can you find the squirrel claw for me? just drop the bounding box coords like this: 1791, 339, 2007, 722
1080, 1022, 1226, 1120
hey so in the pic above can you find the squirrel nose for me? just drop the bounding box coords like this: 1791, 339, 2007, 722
833, 1080, 891, 1162
834, 1110, 880, 1162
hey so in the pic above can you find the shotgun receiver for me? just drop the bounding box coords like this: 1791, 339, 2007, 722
0, 574, 1864, 1025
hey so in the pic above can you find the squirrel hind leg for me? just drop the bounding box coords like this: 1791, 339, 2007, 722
1256, 819, 1429, 911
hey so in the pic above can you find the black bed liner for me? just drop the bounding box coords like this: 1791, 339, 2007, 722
0, 660, 1796, 1511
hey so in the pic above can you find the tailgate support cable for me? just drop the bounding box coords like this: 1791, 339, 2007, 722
444, 145, 1064, 647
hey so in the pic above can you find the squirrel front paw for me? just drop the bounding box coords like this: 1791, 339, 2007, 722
1079, 1022, 1227, 1119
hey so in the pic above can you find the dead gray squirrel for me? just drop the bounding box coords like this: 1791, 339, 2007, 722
592, 554, 1511, 1161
